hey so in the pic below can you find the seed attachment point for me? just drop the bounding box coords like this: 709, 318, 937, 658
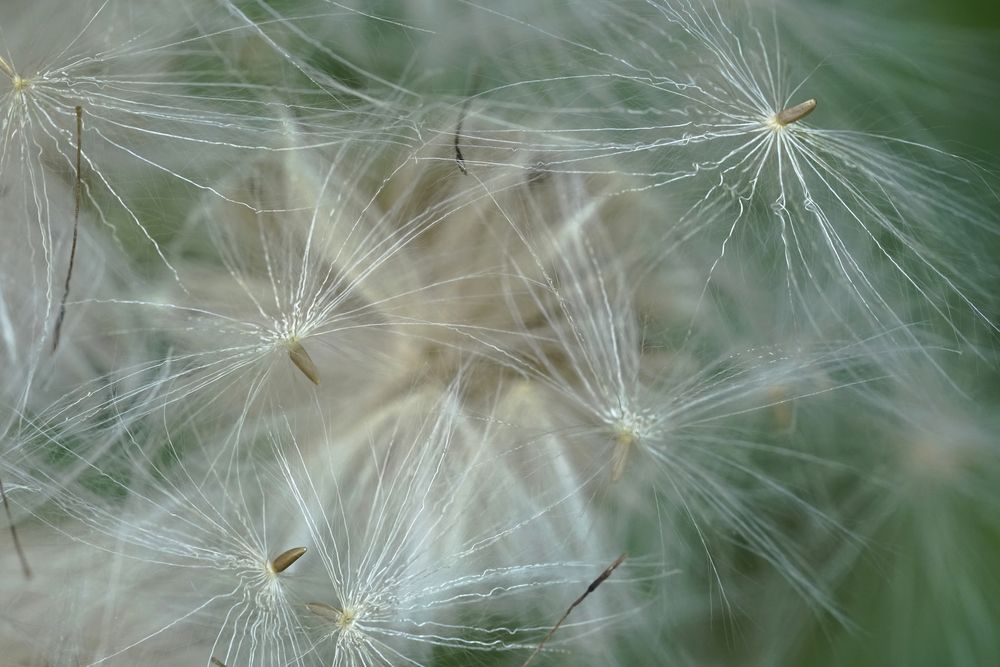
774, 99, 817, 127
287, 340, 320, 385
268, 546, 307, 574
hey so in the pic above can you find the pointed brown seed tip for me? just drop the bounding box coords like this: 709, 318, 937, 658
306, 601, 342, 622
775, 98, 816, 126
610, 431, 635, 483
287, 340, 320, 385
210, 659, 228, 667
269, 546, 307, 574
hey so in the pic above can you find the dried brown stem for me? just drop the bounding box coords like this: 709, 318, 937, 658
454, 97, 472, 175
52, 105, 84, 351
520, 553, 628, 667
1, 476, 31, 579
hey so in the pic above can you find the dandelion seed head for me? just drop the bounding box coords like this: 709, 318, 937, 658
306, 580, 417, 660
604, 404, 662, 481
225, 550, 294, 610
310, 596, 394, 649
9, 74, 31, 94
607, 405, 660, 443
0, 55, 33, 97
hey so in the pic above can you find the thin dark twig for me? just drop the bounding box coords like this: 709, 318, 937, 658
521, 553, 628, 667
52, 105, 84, 351
454, 96, 472, 175
1, 475, 31, 579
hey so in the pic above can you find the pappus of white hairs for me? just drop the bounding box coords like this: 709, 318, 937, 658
0, 0, 416, 307
267, 372, 660, 666
25, 410, 319, 666
483, 179, 888, 621
45, 134, 482, 436
444, 0, 1000, 349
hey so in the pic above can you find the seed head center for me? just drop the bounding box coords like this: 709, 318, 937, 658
12, 75, 32, 93
338, 607, 359, 630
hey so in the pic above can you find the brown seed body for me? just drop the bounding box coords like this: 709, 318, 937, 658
775, 98, 817, 126
306, 601, 342, 622
287, 340, 320, 385
610, 431, 634, 482
269, 546, 307, 574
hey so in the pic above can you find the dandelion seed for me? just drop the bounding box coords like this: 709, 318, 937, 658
36, 417, 315, 665
0, 0, 417, 320
210, 658, 227, 667
450, 0, 1000, 345
271, 379, 646, 665
267, 546, 307, 574
485, 183, 874, 618
286, 341, 320, 386
774, 99, 817, 127
48, 141, 448, 432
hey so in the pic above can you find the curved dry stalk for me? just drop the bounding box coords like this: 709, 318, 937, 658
51, 105, 84, 351
521, 553, 627, 667
0, 475, 31, 579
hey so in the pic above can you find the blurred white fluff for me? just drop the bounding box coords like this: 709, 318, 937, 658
743, 352, 1000, 667
1, 1, 997, 666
